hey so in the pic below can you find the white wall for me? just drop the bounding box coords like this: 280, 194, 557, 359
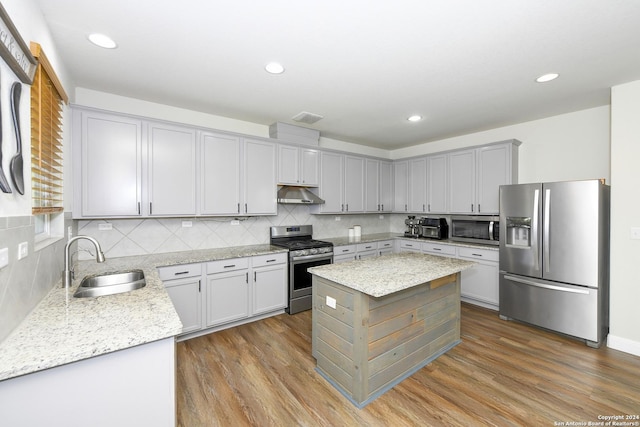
609, 80, 640, 356
392, 106, 611, 185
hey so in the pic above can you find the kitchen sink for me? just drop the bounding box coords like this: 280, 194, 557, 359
73, 270, 146, 298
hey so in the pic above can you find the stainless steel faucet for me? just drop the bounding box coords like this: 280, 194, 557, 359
63, 236, 106, 289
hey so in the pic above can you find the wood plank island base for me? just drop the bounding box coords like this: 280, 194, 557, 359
309, 252, 475, 408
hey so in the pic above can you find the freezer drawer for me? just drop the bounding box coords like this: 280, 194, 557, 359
499, 273, 606, 346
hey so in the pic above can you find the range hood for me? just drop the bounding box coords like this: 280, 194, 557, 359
277, 186, 325, 204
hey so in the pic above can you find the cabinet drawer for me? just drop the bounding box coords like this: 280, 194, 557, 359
457, 246, 499, 262
158, 263, 202, 281
422, 242, 456, 256
378, 240, 394, 249
399, 240, 420, 250
207, 257, 249, 274
357, 242, 377, 252
334, 244, 356, 255
252, 252, 287, 268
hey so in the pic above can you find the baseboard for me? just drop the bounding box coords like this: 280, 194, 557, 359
607, 334, 640, 357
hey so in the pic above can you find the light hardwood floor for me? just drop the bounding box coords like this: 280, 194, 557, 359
176, 303, 640, 426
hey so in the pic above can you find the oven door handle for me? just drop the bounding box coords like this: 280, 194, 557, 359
291, 253, 333, 262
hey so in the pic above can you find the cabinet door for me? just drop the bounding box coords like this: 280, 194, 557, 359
244, 139, 277, 215
79, 111, 142, 217
461, 261, 499, 308
300, 148, 319, 186
448, 149, 476, 214
206, 270, 250, 327
427, 154, 447, 213
357, 250, 378, 260
164, 278, 201, 334
379, 161, 393, 212
253, 264, 287, 315
409, 158, 427, 213
318, 151, 344, 213
147, 123, 197, 216
393, 161, 408, 212
344, 155, 365, 212
477, 144, 511, 214
201, 132, 242, 215
278, 145, 299, 185
365, 159, 380, 212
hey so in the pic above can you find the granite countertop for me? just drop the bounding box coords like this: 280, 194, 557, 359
0, 244, 287, 382
309, 252, 475, 297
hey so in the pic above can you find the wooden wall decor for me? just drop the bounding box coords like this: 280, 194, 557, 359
0, 3, 37, 84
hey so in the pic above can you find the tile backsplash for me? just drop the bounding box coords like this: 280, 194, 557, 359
77, 205, 407, 260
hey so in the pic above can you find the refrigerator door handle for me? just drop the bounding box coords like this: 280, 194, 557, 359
544, 188, 551, 273
532, 189, 540, 272
503, 274, 590, 295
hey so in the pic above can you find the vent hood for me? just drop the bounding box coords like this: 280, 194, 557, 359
277, 186, 325, 204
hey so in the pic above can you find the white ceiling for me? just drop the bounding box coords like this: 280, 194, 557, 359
35, 0, 640, 149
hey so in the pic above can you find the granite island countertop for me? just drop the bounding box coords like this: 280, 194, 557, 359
308, 251, 476, 297
0, 244, 287, 381
322, 232, 499, 251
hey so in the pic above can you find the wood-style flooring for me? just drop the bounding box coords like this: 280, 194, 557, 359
176, 303, 640, 426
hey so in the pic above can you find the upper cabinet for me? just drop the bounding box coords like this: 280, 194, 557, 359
393, 161, 409, 213
314, 152, 365, 214
426, 154, 448, 213
200, 132, 242, 215
277, 144, 319, 186
408, 158, 427, 213
244, 139, 277, 215
74, 109, 143, 217
365, 159, 392, 213
448, 141, 519, 214
147, 122, 197, 216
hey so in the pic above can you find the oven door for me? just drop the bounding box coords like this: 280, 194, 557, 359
290, 253, 333, 299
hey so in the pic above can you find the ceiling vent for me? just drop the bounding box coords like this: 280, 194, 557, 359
292, 111, 324, 125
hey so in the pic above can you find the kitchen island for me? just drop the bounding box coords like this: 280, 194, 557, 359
308, 252, 475, 408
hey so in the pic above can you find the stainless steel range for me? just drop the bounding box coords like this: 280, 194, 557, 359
270, 225, 333, 314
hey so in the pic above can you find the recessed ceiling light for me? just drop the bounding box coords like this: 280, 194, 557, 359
536, 73, 559, 83
265, 62, 285, 74
407, 115, 423, 122
88, 33, 117, 49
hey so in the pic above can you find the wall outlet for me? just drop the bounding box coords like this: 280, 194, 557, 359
631, 227, 640, 240
326, 295, 337, 309
334, 216, 341, 221
379, 215, 384, 219
68, 226, 73, 238
18, 242, 28, 260
98, 223, 113, 231
182, 220, 193, 228
0, 248, 8, 269
230, 220, 240, 226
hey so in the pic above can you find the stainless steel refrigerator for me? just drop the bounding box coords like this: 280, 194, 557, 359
499, 179, 610, 347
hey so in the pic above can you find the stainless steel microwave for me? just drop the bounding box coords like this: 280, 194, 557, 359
450, 215, 499, 246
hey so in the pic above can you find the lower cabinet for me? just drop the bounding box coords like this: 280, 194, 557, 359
457, 247, 499, 310
334, 241, 395, 262
159, 252, 287, 338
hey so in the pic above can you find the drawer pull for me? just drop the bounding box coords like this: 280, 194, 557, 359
224, 264, 236, 268
471, 253, 483, 257
432, 248, 441, 251
174, 271, 190, 276
342, 249, 350, 253
266, 259, 277, 263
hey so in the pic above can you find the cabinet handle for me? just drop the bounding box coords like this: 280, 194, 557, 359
365, 246, 372, 249
358, 254, 361, 260
341, 204, 344, 212
405, 204, 407, 211
237, 203, 240, 214
428, 204, 431, 212
377, 204, 380, 211
381, 204, 384, 211
478, 204, 481, 213
224, 264, 236, 268
137, 202, 141, 215
254, 271, 257, 282
174, 271, 189, 276
433, 248, 441, 251
341, 249, 350, 253
198, 280, 201, 292
346, 204, 349, 212
245, 203, 248, 213
150, 202, 153, 215
246, 272, 248, 283
266, 259, 276, 263
471, 203, 474, 212
471, 253, 483, 257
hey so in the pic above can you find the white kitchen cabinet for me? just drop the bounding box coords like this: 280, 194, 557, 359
448, 141, 519, 215
344, 155, 365, 212
316, 151, 345, 213
398, 239, 421, 253
158, 263, 202, 334
278, 145, 319, 186
244, 139, 278, 215
409, 158, 427, 213
200, 131, 242, 215
365, 159, 393, 213
356, 242, 378, 260
333, 244, 357, 263
379, 161, 393, 212
393, 160, 409, 212
206, 259, 251, 327
378, 240, 394, 255
457, 247, 499, 310
252, 253, 288, 315
448, 149, 477, 214
426, 154, 448, 213
147, 122, 197, 216
74, 109, 143, 217
421, 241, 456, 258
